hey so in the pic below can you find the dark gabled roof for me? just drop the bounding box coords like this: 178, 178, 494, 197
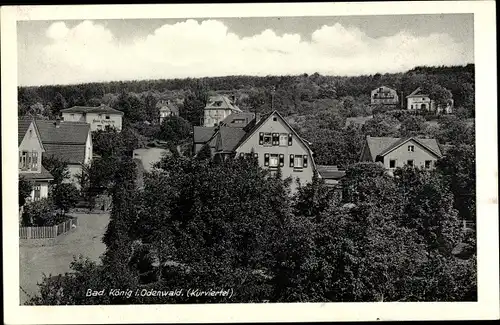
214, 127, 248, 152
193, 126, 216, 144
220, 112, 255, 128
406, 87, 429, 98
60, 105, 124, 115
20, 165, 54, 181
157, 100, 179, 115
365, 136, 442, 161
19, 120, 31, 145
205, 95, 242, 112
234, 112, 273, 148
43, 144, 86, 164
35, 120, 90, 144
316, 165, 346, 179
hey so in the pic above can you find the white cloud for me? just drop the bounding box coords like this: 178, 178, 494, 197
22, 19, 472, 86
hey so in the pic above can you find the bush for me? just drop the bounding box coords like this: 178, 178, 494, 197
21, 198, 71, 227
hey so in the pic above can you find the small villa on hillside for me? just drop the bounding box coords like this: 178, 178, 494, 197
371, 86, 399, 106
203, 95, 242, 127
406, 87, 453, 114
18, 119, 54, 201
157, 100, 179, 124
360, 135, 443, 173
61, 105, 124, 132
194, 110, 345, 192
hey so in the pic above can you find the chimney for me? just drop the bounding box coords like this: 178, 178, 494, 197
55, 117, 61, 128
254, 112, 261, 123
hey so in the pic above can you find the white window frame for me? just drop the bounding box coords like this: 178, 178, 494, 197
294, 155, 304, 168
279, 133, 288, 147
269, 154, 279, 167
34, 185, 41, 201
263, 133, 272, 146
408, 145, 415, 152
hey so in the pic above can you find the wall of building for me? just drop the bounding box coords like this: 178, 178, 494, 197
65, 164, 83, 189
85, 112, 123, 131
382, 139, 439, 170
371, 87, 399, 105
236, 114, 314, 192
62, 112, 86, 123
19, 122, 43, 174
407, 96, 432, 110
204, 109, 232, 127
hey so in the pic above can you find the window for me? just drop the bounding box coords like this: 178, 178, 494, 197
272, 133, 280, 146
105, 115, 110, 120
261, 132, 272, 146
29, 129, 33, 137
408, 145, 415, 152
389, 159, 396, 169
20, 151, 28, 169
273, 117, 277, 121
70, 114, 75, 118
279, 134, 288, 146
425, 160, 432, 169
31, 151, 38, 170
407, 160, 414, 167
410, 105, 413, 109
268, 154, 279, 167
98, 114, 102, 118
34, 185, 41, 201
97, 125, 103, 130
294, 155, 304, 168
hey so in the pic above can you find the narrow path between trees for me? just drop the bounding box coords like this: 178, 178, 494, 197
19, 212, 110, 305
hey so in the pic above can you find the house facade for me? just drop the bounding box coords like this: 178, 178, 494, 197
61, 105, 124, 132
18, 120, 53, 201
406, 87, 453, 114
360, 135, 443, 174
157, 100, 179, 124
371, 86, 399, 106
203, 95, 242, 127
35, 119, 93, 187
197, 111, 319, 191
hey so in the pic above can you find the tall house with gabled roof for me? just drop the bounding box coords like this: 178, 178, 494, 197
360, 135, 443, 174
61, 104, 124, 132
203, 95, 242, 127
18, 119, 54, 201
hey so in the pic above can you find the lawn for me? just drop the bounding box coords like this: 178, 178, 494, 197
19, 212, 110, 305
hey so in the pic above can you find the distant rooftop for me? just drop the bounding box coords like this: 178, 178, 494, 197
61, 105, 124, 115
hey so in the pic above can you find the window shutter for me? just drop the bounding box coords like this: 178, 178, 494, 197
288, 133, 293, 146
264, 153, 269, 166
259, 132, 264, 145
303, 155, 308, 167
279, 154, 284, 167
289, 154, 294, 167
254, 153, 258, 158
272, 133, 278, 146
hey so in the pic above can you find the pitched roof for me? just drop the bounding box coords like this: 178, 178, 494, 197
157, 100, 179, 115
193, 126, 216, 144
20, 165, 54, 181
365, 136, 442, 161
18, 120, 32, 145
60, 105, 124, 115
220, 112, 255, 128
215, 127, 248, 152
43, 143, 86, 164
316, 165, 346, 179
35, 120, 90, 144
205, 95, 242, 112
406, 87, 429, 98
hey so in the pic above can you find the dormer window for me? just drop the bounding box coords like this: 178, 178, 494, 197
29, 129, 33, 137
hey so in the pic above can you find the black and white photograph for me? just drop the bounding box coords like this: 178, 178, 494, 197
2, 2, 498, 323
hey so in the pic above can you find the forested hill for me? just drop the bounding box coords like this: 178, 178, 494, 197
18, 64, 475, 120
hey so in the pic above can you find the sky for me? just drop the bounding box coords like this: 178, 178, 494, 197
17, 14, 474, 86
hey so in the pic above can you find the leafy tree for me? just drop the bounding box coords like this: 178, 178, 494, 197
42, 156, 70, 186
181, 83, 207, 126
143, 92, 159, 123
51, 183, 79, 213
195, 143, 212, 161
399, 115, 427, 137
51, 92, 67, 117
437, 115, 474, 145
293, 172, 337, 223
19, 176, 33, 207
361, 114, 400, 137
157, 116, 192, 145
428, 84, 453, 110
437, 144, 476, 222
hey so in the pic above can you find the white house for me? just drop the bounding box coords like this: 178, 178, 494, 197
406, 87, 453, 114
203, 95, 242, 127
18, 119, 53, 201
61, 105, 124, 132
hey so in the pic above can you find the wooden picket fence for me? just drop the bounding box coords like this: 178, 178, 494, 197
19, 217, 78, 240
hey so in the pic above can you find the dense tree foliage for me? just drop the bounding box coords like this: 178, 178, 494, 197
157, 116, 192, 145
19, 176, 33, 207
